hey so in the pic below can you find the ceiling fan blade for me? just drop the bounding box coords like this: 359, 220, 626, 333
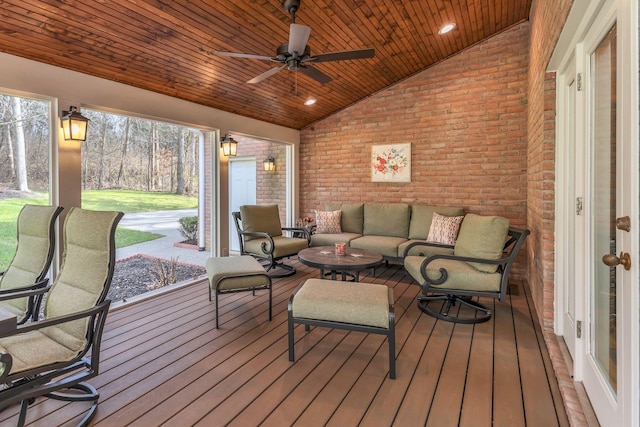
288, 23, 311, 55
298, 65, 332, 85
304, 48, 375, 63
214, 51, 274, 62
247, 64, 287, 84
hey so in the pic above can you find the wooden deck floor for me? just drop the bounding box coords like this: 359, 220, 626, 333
1, 260, 569, 427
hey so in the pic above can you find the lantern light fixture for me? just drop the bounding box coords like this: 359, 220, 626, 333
221, 134, 238, 157
60, 106, 89, 141
263, 155, 276, 172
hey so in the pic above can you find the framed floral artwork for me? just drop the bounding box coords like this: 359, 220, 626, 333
371, 143, 411, 182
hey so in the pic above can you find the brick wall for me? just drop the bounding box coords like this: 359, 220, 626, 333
299, 22, 530, 276
527, 0, 573, 329
234, 136, 288, 224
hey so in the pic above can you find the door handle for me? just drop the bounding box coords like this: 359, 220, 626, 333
602, 252, 631, 271
616, 216, 631, 232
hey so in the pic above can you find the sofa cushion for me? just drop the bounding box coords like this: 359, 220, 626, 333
310, 232, 361, 247
427, 212, 465, 245
326, 203, 364, 234
350, 235, 408, 258
240, 205, 283, 241
454, 214, 510, 273
409, 205, 466, 240
315, 210, 342, 234
398, 240, 455, 258
363, 203, 410, 238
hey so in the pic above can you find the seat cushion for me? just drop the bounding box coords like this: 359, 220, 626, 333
404, 256, 502, 292
454, 214, 510, 273
240, 205, 283, 241
0, 330, 80, 375
350, 235, 407, 258
311, 232, 361, 247
291, 278, 390, 329
206, 256, 270, 291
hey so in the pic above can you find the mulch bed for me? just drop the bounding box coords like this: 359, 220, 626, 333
109, 255, 206, 303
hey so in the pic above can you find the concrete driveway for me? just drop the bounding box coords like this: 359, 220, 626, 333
116, 209, 210, 266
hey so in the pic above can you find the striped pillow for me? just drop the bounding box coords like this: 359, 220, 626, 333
426, 212, 464, 245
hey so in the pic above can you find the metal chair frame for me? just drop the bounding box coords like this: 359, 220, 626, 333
404, 227, 530, 324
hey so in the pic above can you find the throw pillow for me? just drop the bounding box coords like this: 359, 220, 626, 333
426, 212, 465, 245
315, 210, 342, 234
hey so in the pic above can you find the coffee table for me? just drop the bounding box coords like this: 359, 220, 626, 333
297, 246, 383, 282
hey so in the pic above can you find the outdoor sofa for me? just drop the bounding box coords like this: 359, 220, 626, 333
310, 203, 466, 263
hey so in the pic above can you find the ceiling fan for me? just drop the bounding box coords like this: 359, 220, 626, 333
214, 0, 375, 85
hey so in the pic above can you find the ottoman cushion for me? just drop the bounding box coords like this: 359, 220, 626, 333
291, 278, 390, 329
206, 256, 269, 290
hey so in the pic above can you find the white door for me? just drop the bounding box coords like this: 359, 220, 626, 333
559, 57, 580, 361
229, 158, 256, 252
573, 1, 638, 425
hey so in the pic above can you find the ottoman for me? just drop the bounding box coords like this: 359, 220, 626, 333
287, 278, 396, 379
206, 256, 272, 328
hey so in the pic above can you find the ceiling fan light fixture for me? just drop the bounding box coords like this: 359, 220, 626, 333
304, 98, 316, 106
438, 23, 456, 35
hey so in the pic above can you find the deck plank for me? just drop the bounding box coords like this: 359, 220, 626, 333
426, 305, 476, 427
458, 300, 495, 426
0, 260, 569, 427
492, 291, 527, 427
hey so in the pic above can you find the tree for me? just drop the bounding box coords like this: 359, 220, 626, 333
116, 117, 130, 186
11, 97, 29, 191
176, 129, 185, 195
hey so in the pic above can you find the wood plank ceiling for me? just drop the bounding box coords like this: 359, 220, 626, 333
0, 0, 531, 130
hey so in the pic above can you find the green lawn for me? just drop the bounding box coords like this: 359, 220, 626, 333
0, 190, 196, 271
82, 190, 197, 212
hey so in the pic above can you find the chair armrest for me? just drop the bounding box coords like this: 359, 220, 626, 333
402, 241, 454, 257
419, 253, 510, 286
238, 231, 276, 255
0, 300, 110, 338
283, 227, 310, 242
0, 278, 49, 298
239, 230, 271, 240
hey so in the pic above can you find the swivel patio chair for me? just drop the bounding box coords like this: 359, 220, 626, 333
0, 204, 63, 324
233, 204, 309, 277
0, 207, 123, 427
404, 214, 529, 324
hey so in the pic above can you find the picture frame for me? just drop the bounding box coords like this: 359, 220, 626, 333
371, 142, 411, 182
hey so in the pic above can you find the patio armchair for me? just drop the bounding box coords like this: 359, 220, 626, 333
404, 214, 529, 324
233, 204, 309, 277
0, 204, 63, 324
0, 207, 123, 427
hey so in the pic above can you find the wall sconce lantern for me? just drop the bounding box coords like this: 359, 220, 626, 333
60, 106, 89, 141
221, 134, 238, 157
263, 155, 276, 172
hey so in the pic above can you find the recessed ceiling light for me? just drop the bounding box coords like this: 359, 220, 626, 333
438, 23, 456, 35
304, 98, 317, 106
